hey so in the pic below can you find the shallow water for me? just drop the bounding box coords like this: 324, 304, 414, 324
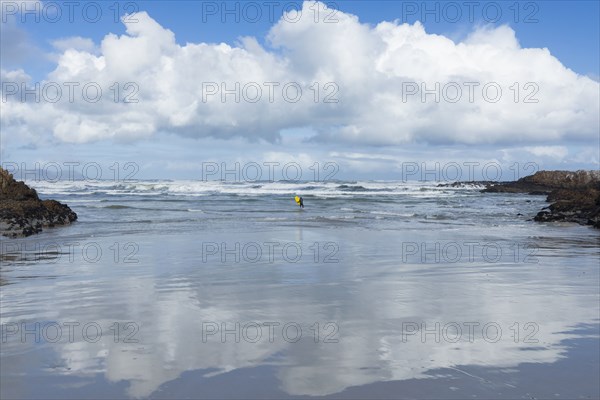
1, 180, 599, 399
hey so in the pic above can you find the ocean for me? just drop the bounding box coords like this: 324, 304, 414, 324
1, 180, 599, 399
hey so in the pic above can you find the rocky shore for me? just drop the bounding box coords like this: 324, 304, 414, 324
482, 170, 600, 228
0, 167, 77, 238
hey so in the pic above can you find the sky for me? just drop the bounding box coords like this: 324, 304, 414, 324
1, 0, 599, 180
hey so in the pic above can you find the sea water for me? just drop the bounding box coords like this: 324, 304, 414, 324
1, 180, 598, 399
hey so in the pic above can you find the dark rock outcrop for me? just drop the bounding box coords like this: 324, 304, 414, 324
534, 186, 600, 228
482, 170, 600, 228
0, 167, 77, 237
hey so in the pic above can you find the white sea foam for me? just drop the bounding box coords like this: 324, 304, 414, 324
27, 180, 482, 199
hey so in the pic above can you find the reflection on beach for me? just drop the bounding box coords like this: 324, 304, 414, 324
1, 226, 598, 398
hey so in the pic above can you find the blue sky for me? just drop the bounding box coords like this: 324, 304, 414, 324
6, 1, 599, 77
1, 1, 599, 180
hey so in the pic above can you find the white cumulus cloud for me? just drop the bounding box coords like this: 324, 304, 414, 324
1, 1, 598, 147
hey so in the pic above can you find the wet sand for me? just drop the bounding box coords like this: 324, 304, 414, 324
1, 222, 599, 399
